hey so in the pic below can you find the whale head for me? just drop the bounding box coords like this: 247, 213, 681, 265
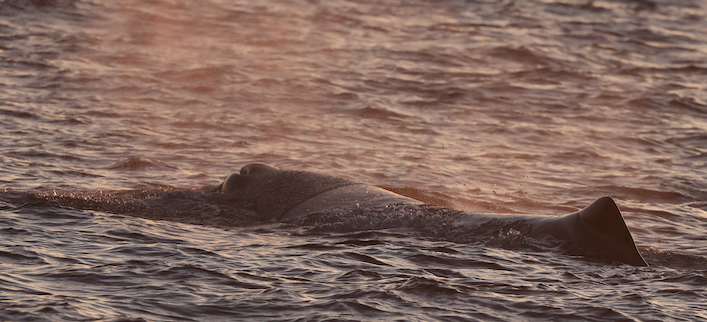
215, 163, 356, 221
220, 163, 280, 194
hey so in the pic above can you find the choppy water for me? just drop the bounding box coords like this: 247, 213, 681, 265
1, 0, 706, 320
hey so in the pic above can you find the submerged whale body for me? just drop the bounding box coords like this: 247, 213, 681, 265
217, 163, 648, 266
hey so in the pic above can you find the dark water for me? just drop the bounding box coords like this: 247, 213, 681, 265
1, 0, 706, 320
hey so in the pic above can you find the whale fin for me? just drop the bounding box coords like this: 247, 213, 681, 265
529, 196, 647, 266
579, 197, 634, 248
578, 196, 647, 266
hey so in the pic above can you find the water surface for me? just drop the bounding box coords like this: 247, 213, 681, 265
1, 0, 706, 321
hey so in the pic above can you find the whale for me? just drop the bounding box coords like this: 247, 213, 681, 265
216, 163, 648, 266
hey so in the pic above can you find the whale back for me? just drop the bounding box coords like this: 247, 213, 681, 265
279, 184, 423, 221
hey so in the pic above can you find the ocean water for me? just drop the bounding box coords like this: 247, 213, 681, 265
1, 0, 706, 321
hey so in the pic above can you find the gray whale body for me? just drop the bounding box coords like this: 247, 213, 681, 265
217, 163, 647, 266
